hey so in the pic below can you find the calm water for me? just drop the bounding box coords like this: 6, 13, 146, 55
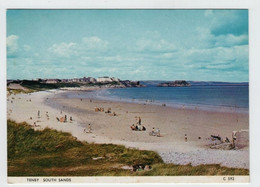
67, 85, 249, 113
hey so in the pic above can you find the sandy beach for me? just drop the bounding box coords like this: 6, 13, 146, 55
7, 89, 249, 169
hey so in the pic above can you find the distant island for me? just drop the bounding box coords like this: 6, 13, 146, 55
157, 80, 191, 87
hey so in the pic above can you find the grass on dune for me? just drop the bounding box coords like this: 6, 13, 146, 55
7, 120, 249, 176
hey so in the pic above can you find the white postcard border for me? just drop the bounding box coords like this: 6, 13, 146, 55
1, 0, 260, 187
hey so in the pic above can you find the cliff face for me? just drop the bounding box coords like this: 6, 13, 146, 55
157, 80, 191, 87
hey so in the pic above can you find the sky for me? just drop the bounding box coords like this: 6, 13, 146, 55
6, 9, 248, 82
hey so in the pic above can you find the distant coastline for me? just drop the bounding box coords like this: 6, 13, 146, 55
7, 76, 249, 92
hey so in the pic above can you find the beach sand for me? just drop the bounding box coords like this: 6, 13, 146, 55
7, 89, 249, 169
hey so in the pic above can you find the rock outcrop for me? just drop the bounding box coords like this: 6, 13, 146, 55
157, 80, 191, 87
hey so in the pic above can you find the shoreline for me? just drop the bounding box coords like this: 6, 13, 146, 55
7, 89, 249, 169
61, 88, 249, 115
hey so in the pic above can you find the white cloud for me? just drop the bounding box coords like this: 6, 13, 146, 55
192, 27, 248, 49
214, 34, 248, 47
82, 36, 108, 51
48, 36, 109, 58
48, 42, 78, 58
136, 39, 177, 53
23, 44, 31, 51
7, 35, 19, 56
181, 44, 248, 73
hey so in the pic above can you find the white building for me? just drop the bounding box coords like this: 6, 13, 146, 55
46, 79, 60, 84
97, 76, 120, 83
97, 77, 113, 83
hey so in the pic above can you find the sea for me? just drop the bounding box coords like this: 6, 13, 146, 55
66, 82, 249, 114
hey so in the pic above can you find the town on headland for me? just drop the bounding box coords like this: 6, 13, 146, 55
7, 76, 195, 92
7, 76, 145, 93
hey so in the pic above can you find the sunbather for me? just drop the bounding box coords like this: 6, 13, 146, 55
152, 128, 155, 135
156, 128, 161, 137
149, 127, 156, 136
130, 124, 136, 130
211, 135, 221, 141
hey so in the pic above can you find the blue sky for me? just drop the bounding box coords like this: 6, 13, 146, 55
7, 10, 248, 81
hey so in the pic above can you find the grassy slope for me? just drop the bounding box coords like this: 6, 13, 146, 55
7, 120, 249, 176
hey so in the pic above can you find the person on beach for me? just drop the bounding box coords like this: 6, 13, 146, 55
130, 124, 136, 130
138, 117, 141, 125
185, 134, 187, 142
152, 127, 155, 136
88, 124, 92, 133
225, 137, 230, 143
106, 108, 111, 113
33, 122, 40, 127
138, 123, 142, 131
156, 128, 161, 137
38, 110, 40, 118
64, 115, 67, 122
70, 116, 73, 122
84, 124, 92, 133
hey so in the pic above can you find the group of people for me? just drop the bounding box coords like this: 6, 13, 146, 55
32, 121, 40, 127
84, 123, 92, 133
130, 116, 146, 131
56, 114, 73, 123
130, 117, 162, 137
150, 127, 161, 137
95, 107, 104, 112
95, 107, 117, 116
130, 124, 146, 131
